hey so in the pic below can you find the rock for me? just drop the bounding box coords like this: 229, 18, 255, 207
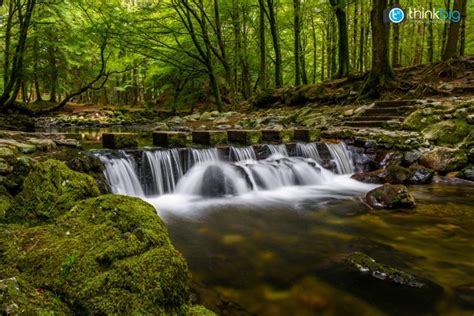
214, 117, 229, 124
54, 138, 81, 148
422, 119, 470, 146
409, 165, 434, 184
216, 124, 232, 130
343, 109, 354, 117
153, 122, 170, 131
420, 147, 468, 173
0, 276, 70, 314
403, 110, 441, 131
184, 305, 217, 316
461, 166, 474, 181
0, 158, 13, 175
26, 138, 57, 152
0, 147, 17, 160
366, 184, 416, 209
454, 283, 474, 308
169, 116, 184, 124
5, 160, 100, 223
387, 120, 401, 129
1, 195, 192, 315
467, 114, 474, 124
200, 112, 215, 121
346, 253, 425, 288
402, 150, 423, 166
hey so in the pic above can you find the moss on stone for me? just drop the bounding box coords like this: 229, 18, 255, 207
183, 305, 217, 315
5, 159, 100, 223
403, 110, 442, 131
422, 119, 471, 146
1, 195, 191, 314
420, 147, 468, 173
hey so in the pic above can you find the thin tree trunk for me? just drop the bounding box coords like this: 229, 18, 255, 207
258, 0, 267, 90
330, 0, 349, 78
266, 0, 283, 87
294, 0, 301, 86
353, 0, 358, 69
459, 0, 467, 56
441, 0, 451, 57
391, 0, 400, 67
33, 35, 43, 101
311, 14, 317, 83
427, 1, 434, 63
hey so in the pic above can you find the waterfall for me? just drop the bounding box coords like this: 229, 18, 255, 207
266, 144, 289, 156
295, 143, 321, 162
97, 141, 358, 199
98, 151, 144, 197
230, 146, 257, 161
142, 149, 183, 195
326, 142, 355, 174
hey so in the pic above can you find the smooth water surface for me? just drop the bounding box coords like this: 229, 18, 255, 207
147, 184, 474, 316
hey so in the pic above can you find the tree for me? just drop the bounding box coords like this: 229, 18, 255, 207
443, 0, 462, 60
265, 0, 283, 87
329, 0, 349, 78
294, 0, 301, 85
361, 0, 393, 96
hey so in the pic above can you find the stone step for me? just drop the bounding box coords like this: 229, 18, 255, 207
153, 132, 191, 147
261, 130, 294, 143
344, 121, 386, 128
351, 116, 402, 122
363, 107, 414, 116
102, 133, 138, 149
227, 130, 262, 145
192, 130, 228, 146
293, 129, 321, 142
373, 100, 417, 108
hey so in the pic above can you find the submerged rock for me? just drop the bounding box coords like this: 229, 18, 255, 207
366, 184, 416, 209
352, 165, 433, 185
346, 252, 424, 288
454, 283, 474, 308
5, 159, 100, 223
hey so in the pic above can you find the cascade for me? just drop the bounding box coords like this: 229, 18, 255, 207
98, 151, 144, 197
326, 142, 355, 174
142, 149, 183, 195
229, 146, 257, 161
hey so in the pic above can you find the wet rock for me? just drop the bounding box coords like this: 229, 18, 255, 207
366, 184, 416, 209
153, 122, 170, 131
402, 150, 423, 166
346, 252, 425, 288
420, 147, 468, 173
5, 160, 100, 223
352, 166, 412, 185
454, 283, 474, 308
409, 165, 434, 184
461, 165, 474, 181
216, 124, 232, 130
201, 165, 237, 197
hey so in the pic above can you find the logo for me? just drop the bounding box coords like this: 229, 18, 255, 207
389, 7, 405, 23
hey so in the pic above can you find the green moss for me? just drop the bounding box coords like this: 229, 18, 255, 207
403, 110, 442, 131
422, 119, 471, 146
246, 131, 263, 145
0, 187, 12, 219
208, 131, 227, 146
5, 160, 100, 224
1, 195, 191, 314
183, 305, 217, 316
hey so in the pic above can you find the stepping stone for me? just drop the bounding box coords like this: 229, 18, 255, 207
192, 131, 228, 146
261, 130, 294, 143
153, 132, 191, 147
293, 129, 321, 142
102, 133, 138, 149
227, 130, 262, 145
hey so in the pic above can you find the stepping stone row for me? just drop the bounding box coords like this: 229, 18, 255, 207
103, 129, 320, 149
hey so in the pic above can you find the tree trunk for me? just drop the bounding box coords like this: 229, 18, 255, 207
294, 0, 301, 86
359, 0, 365, 72
258, 0, 267, 90
362, 0, 393, 96
266, 0, 283, 87
311, 15, 317, 83
353, 0, 358, 68
330, 0, 350, 78
427, 1, 434, 63
391, 0, 400, 67
442, 0, 462, 60
33, 35, 42, 101
48, 45, 58, 103
441, 0, 451, 57
459, 0, 467, 56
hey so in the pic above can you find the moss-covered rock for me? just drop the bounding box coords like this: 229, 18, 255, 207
0, 186, 12, 219
0, 276, 70, 314
183, 305, 217, 316
366, 184, 416, 209
420, 147, 468, 173
403, 110, 442, 131
422, 119, 471, 146
1, 195, 191, 314
5, 160, 100, 223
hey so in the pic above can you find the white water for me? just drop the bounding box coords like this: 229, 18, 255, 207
97, 142, 362, 204
326, 142, 355, 174
98, 151, 144, 197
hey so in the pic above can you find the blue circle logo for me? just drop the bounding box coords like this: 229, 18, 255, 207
389, 7, 405, 23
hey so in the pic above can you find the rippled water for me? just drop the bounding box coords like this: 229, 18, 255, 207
147, 183, 474, 316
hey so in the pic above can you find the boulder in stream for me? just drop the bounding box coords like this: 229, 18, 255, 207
366, 184, 416, 209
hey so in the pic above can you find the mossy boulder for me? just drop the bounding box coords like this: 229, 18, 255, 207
0, 276, 70, 314
402, 110, 442, 131
352, 165, 432, 185
5, 160, 100, 223
366, 184, 416, 209
420, 147, 468, 173
1, 195, 192, 314
422, 119, 471, 146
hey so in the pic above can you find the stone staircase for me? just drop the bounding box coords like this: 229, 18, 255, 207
344, 100, 418, 128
